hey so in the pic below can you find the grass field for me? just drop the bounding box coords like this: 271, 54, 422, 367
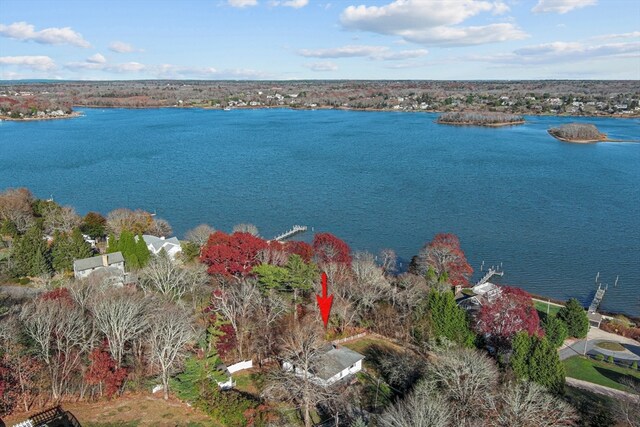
563, 356, 640, 392
534, 300, 562, 318
2, 394, 218, 427
595, 341, 627, 352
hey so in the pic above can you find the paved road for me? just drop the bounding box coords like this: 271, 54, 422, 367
559, 327, 640, 362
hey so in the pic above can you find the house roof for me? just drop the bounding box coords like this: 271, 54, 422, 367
74, 252, 124, 272
142, 234, 181, 252
312, 345, 365, 381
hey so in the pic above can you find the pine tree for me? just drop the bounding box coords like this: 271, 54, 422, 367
135, 234, 150, 267
510, 332, 532, 379
414, 290, 475, 347
70, 228, 92, 260
107, 233, 119, 253
528, 336, 565, 394
542, 316, 569, 348
11, 226, 51, 277
557, 298, 589, 338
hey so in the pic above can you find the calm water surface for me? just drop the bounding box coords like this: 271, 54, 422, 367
1, 108, 639, 315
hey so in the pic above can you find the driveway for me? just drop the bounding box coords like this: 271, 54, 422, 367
559, 327, 640, 362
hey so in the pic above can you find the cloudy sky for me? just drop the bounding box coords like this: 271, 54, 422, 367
1, 0, 638, 80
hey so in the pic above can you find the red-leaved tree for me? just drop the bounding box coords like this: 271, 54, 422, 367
85, 348, 128, 398
312, 233, 352, 265
284, 241, 314, 263
476, 286, 542, 347
200, 231, 269, 277
414, 233, 473, 286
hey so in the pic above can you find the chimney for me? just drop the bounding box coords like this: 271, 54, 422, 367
102, 254, 109, 267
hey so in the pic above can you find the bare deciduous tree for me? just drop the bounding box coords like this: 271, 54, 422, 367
380, 381, 451, 427
232, 223, 259, 236
20, 298, 94, 399
0, 187, 35, 233
263, 320, 335, 427
90, 288, 151, 368
496, 381, 578, 427
148, 304, 194, 400
42, 205, 81, 235
256, 248, 289, 266
147, 218, 172, 237
210, 278, 260, 359
379, 248, 397, 275
185, 223, 215, 247
615, 378, 640, 427
139, 252, 190, 301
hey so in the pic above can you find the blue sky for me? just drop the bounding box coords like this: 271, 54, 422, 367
1, 0, 638, 80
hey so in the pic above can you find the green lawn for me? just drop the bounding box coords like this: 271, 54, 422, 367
534, 300, 562, 318
343, 336, 400, 355
595, 341, 626, 352
563, 356, 640, 392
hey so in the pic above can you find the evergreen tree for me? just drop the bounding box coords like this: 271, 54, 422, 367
107, 233, 119, 253
135, 234, 150, 267
11, 225, 51, 277
529, 336, 565, 394
253, 263, 289, 291
510, 332, 532, 379
414, 290, 475, 347
171, 323, 226, 403
557, 298, 589, 338
542, 316, 569, 348
51, 229, 92, 273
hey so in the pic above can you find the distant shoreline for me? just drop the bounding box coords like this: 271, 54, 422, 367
0, 111, 82, 122
437, 120, 526, 127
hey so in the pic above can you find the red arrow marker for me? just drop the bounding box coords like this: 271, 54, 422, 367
316, 272, 333, 328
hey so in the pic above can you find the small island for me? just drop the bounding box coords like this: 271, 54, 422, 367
436, 112, 525, 127
548, 123, 608, 143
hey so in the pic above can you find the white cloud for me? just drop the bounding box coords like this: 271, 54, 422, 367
87, 53, 106, 64
66, 60, 146, 73
228, 0, 258, 7
472, 40, 640, 64
0, 55, 56, 70
590, 31, 640, 41
154, 64, 270, 79
108, 41, 142, 53
299, 45, 428, 60
303, 61, 338, 71
532, 0, 597, 14
0, 21, 90, 47
270, 0, 309, 7
339, 0, 523, 46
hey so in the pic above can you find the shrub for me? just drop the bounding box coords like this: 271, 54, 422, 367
632, 361, 638, 370
594, 354, 604, 362
606, 356, 614, 364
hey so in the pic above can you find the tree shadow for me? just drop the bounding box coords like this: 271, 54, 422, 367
622, 343, 640, 358
364, 344, 425, 399
594, 366, 639, 389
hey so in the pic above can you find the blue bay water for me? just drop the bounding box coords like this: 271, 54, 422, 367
1, 108, 639, 315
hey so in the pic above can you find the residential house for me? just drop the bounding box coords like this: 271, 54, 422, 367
73, 252, 125, 280
141, 234, 182, 259
284, 344, 365, 387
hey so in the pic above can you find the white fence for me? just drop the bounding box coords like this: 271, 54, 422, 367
227, 359, 253, 373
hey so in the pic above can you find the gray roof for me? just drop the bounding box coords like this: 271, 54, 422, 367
74, 252, 124, 271
142, 234, 181, 252
312, 345, 365, 380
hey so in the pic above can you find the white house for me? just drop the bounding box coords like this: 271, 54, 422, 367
284, 344, 365, 387
73, 252, 125, 280
141, 235, 182, 259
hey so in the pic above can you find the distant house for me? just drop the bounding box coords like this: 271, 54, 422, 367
73, 252, 125, 280
141, 235, 182, 259
284, 344, 365, 387
457, 282, 502, 313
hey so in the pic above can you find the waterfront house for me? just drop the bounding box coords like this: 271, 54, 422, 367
283, 344, 364, 387
141, 235, 182, 259
73, 252, 125, 280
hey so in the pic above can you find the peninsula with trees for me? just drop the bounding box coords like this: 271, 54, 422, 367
1, 187, 639, 427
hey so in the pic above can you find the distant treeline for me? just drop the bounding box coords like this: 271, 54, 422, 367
437, 111, 524, 125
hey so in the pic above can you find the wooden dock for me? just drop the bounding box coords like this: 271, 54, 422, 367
588, 283, 607, 313
476, 267, 504, 286
272, 225, 307, 242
